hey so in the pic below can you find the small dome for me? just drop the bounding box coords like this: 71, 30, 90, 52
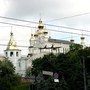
70, 39, 74, 43
6, 31, 18, 50
30, 34, 35, 40
38, 19, 44, 29
34, 32, 38, 37
43, 29, 48, 34
81, 36, 85, 40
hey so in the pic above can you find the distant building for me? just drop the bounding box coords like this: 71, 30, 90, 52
3, 19, 72, 77
28, 19, 71, 67
4, 31, 27, 76
18, 56, 28, 76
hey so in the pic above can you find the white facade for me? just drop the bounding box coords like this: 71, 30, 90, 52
4, 50, 21, 73
4, 31, 27, 76
4, 19, 71, 77
18, 56, 29, 77
28, 19, 71, 67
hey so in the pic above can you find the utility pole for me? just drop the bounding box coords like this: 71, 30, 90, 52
83, 56, 87, 90
80, 34, 86, 90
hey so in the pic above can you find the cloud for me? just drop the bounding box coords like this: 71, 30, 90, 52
6, 0, 90, 17
4, 0, 90, 26
5, 0, 90, 38
0, 0, 90, 55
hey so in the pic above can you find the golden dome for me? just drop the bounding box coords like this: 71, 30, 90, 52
81, 36, 85, 40
34, 19, 48, 36
37, 30, 42, 35
34, 31, 38, 37
30, 34, 35, 40
38, 19, 44, 29
7, 32, 17, 50
43, 29, 48, 35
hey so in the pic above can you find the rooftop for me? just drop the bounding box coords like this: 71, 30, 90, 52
48, 38, 71, 44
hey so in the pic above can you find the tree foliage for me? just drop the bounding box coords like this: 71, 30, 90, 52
27, 45, 90, 90
0, 59, 21, 90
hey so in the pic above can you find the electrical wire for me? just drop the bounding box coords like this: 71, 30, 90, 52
0, 44, 29, 48
0, 16, 90, 33
1, 12, 90, 23
0, 16, 37, 24
47, 12, 90, 22
59, 36, 78, 40
0, 21, 90, 37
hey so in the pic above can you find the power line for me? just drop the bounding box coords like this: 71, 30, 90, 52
45, 24, 90, 33
0, 44, 29, 48
1, 12, 90, 23
47, 12, 90, 22
0, 16, 90, 33
50, 29, 90, 36
59, 36, 78, 40
0, 21, 90, 37
0, 39, 29, 42
0, 35, 86, 48
0, 21, 36, 28
0, 16, 37, 24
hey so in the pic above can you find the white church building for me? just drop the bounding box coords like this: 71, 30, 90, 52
27, 19, 71, 64
4, 31, 27, 76
4, 19, 82, 77
4, 31, 21, 74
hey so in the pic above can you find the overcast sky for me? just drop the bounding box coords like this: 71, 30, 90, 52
0, 0, 90, 55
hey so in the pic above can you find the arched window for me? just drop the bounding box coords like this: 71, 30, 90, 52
63, 48, 64, 53
6, 52, 8, 57
19, 62, 21, 67
16, 52, 18, 57
10, 52, 13, 57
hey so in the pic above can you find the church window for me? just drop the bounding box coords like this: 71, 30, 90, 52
6, 52, 8, 57
58, 48, 60, 53
19, 62, 21, 67
10, 52, 13, 57
63, 48, 64, 53
16, 52, 18, 57
65, 48, 68, 53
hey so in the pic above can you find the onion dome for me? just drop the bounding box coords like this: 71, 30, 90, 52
34, 31, 38, 37
38, 19, 44, 29
81, 36, 85, 40
30, 34, 35, 40
43, 29, 48, 35
7, 31, 17, 50
70, 39, 74, 43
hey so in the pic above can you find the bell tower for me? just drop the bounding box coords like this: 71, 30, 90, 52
28, 19, 49, 67
80, 36, 85, 49
4, 31, 21, 73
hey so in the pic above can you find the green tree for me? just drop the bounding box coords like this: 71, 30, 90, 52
0, 59, 21, 90
26, 67, 32, 77
26, 46, 90, 90
69, 43, 83, 51
30, 50, 84, 90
